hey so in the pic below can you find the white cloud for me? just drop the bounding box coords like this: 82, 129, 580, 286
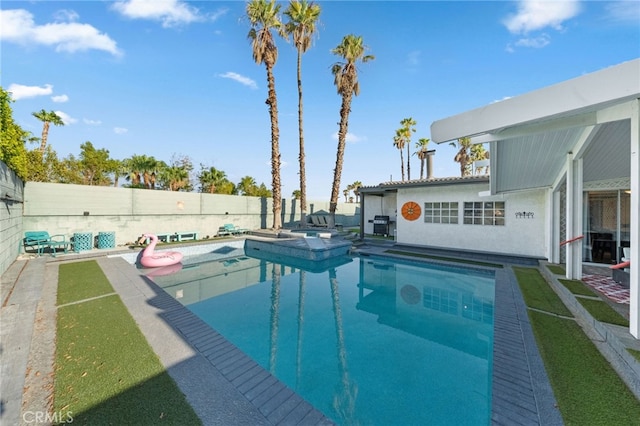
512, 33, 551, 49
503, 0, 581, 34
210, 8, 229, 22
54, 110, 77, 125
604, 1, 640, 23
7, 83, 53, 100
114, 127, 128, 134
0, 9, 122, 56
84, 118, 102, 126
112, 0, 208, 28
52, 94, 69, 103
218, 72, 258, 89
406, 50, 421, 66
53, 9, 79, 22
332, 132, 366, 143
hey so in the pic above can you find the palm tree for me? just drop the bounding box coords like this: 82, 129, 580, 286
199, 166, 227, 194
159, 166, 189, 191
291, 189, 301, 200
471, 143, 490, 175
125, 155, 148, 187
450, 137, 473, 177
32, 109, 64, 153
414, 138, 430, 179
216, 180, 237, 195
145, 158, 163, 190
393, 129, 405, 181
247, 0, 285, 230
329, 34, 374, 226
343, 186, 350, 202
284, 0, 321, 228
239, 175, 258, 196
351, 180, 362, 202
400, 117, 416, 180
110, 159, 129, 187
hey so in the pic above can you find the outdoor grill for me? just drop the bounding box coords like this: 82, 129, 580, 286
373, 215, 390, 236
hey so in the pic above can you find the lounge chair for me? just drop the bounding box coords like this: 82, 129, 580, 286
217, 224, 248, 236
310, 216, 328, 228
216, 225, 233, 237
23, 231, 69, 257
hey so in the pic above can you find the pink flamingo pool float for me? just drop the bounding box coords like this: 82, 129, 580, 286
138, 233, 183, 268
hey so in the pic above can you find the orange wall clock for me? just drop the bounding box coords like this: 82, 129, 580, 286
401, 201, 421, 221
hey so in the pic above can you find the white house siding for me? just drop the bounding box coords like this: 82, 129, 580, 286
396, 184, 547, 258
361, 193, 399, 236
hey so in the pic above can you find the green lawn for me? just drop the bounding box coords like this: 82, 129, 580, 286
546, 264, 566, 275
57, 260, 114, 305
577, 298, 629, 327
55, 261, 201, 425
512, 267, 572, 316
514, 267, 640, 424
556, 277, 629, 326
529, 311, 640, 424
558, 278, 598, 297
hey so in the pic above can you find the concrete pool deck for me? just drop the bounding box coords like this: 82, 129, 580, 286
2, 238, 638, 425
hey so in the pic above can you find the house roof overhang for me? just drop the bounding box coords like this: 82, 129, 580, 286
358, 175, 490, 195
430, 58, 640, 194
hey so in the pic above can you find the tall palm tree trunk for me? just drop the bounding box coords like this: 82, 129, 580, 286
39, 122, 50, 153
399, 149, 405, 181
406, 144, 411, 180
266, 64, 282, 230
330, 94, 352, 226
296, 49, 307, 228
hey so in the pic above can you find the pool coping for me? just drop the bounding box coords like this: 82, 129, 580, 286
106, 246, 564, 425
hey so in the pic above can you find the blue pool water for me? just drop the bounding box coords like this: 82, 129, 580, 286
153, 252, 496, 425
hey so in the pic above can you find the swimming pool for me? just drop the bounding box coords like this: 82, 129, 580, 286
151, 250, 496, 425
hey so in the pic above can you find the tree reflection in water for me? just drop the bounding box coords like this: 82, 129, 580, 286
269, 263, 282, 373
329, 268, 358, 423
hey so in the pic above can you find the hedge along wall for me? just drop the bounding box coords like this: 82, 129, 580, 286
22, 182, 361, 247
1, 161, 25, 276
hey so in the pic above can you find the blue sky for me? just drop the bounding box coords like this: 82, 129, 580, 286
2, 1, 639, 200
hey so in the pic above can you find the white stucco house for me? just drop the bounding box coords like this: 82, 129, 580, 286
358, 58, 639, 338
359, 176, 547, 258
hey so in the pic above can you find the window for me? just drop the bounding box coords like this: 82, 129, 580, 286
423, 287, 458, 315
424, 202, 458, 224
463, 201, 505, 225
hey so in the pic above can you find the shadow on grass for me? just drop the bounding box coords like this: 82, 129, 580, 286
55, 289, 201, 425
65, 371, 200, 425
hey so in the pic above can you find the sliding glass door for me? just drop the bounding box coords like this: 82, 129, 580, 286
583, 190, 630, 264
